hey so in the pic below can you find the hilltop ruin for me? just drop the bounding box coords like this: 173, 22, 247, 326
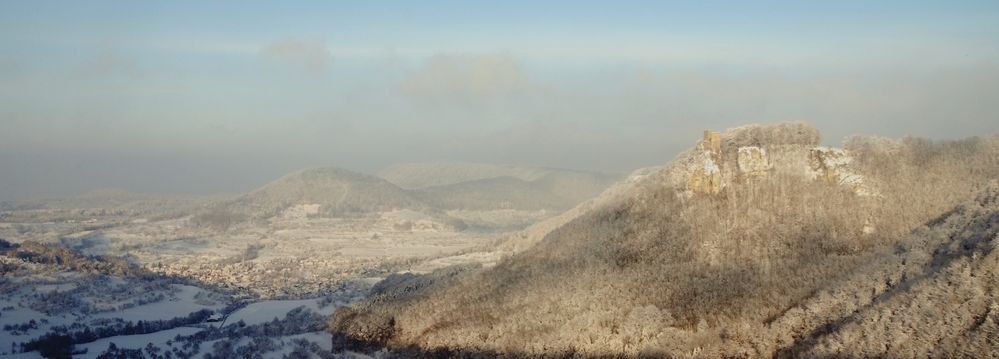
684, 125, 874, 196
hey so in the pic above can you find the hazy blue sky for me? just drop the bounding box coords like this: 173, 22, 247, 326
2, 1, 998, 200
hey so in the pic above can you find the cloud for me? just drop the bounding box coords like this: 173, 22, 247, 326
259, 38, 332, 73
399, 53, 530, 106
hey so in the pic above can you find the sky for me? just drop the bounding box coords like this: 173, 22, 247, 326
1, 1, 998, 200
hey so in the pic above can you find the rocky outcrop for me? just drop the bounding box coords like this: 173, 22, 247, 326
807, 147, 873, 195
687, 159, 722, 194
737, 146, 770, 178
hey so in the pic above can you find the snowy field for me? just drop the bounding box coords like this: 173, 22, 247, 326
1, 277, 361, 358
261, 332, 333, 359
73, 327, 203, 359
0, 190, 523, 357
224, 298, 337, 327
92, 284, 225, 322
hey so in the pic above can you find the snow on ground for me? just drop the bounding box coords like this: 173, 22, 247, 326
73, 327, 203, 359
31, 283, 77, 293
92, 284, 223, 322
0, 305, 77, 356
0, 352, 43, 359
1, 284, 219, 356
3, 289, 361, 357
1, 305, 58, 329
261, 331, 332, 359
225, 299, 337, 327
287, 331, 332, 351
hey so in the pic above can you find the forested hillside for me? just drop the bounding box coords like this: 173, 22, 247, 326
238, 167, 424, 216
189, 167, 425, 229
329, 123, 999, 357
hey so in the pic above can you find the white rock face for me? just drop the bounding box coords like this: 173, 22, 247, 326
807, 147, 875, 196
808, 147, 851, 175
737, 146, 770, 177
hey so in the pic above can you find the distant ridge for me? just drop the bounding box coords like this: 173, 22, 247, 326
5, 188, 235, 216
382, 162, 621, 211
191, 167, 424, 228
239, 167, 423, 215
379, 161, 618, 190
189, 164, 621, 230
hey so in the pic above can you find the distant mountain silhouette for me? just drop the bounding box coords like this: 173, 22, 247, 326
189, 165, 619, 230
238, 167, 424, 215
383, 162, 620, 211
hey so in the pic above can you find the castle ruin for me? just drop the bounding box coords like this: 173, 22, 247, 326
685, 128, 871, 196
687, 131, 723, 194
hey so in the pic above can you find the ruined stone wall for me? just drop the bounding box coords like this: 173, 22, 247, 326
687, 131, 723, 194
683, 128, 874, 196
700, 130, 721, 160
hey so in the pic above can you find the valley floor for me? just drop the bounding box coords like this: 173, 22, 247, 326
0, 207, 519, 358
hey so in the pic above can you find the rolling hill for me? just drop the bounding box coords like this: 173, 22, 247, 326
237, 167, 424, 216
188, 164, 621, 232
189, 167, 425, 228
329, 123, 999, 357
190, 164, 622, 231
